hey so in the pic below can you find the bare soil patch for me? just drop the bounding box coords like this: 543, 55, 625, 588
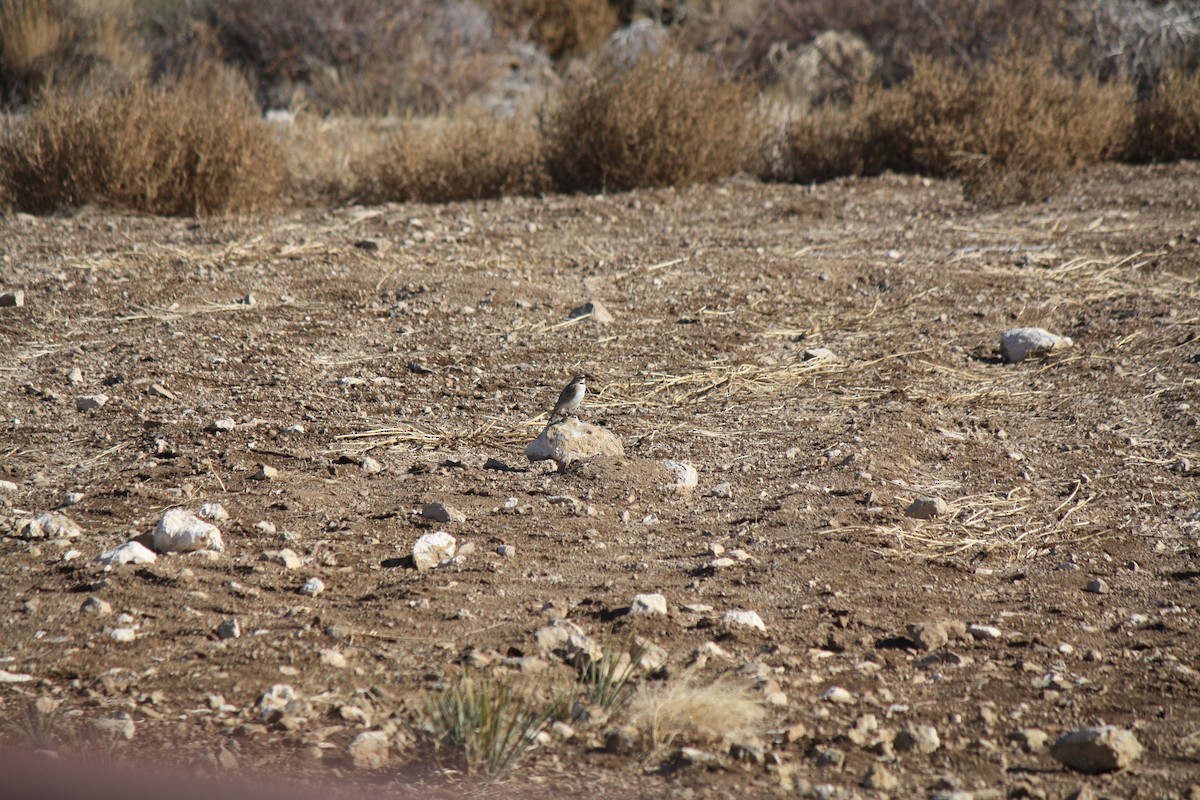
2, 163, 1199, 797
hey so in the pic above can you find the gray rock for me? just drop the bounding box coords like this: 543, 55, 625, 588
862, 763, 898, 790
710, 482, 734, 499
496, 544, 516, 558
1084, 578, 1108, 594
906, 496, 949, 519
153, 508, 224, 553
260, 548, 302, 570
1050, 726, 1142, 773
95, 540, 157, 567
217, 618, 241, 639
348, 730, 390, 769
567, 299, 614, 324
207, 418, 236, 433
298, 577, 325, 597
320, 649, 347, 668
67, 367, 83, 385
412, 531, 457, 571
0, 479, 17, 493
60, 491, 84, 507
967, 624, 1002, 640
251, 464, 278, 481
821, 686, 855, 705
630, 593, 668, 616
908, 620, 963, 650
22, 511, 82, 540
812, 745, 845, 769
109, 627, 137, 643
663, 460, 698, 495
360, 456, 383, 474
895, 724, 941, 754
0, 290, 25, 307
1008, 728, 1050, 753
525, 419, 624, 470
536, 620, 600, 666
80, 596, 112, 616
0, 669, 33, 682
1001, 327, 1072, 363
723, 608, 766, 631
421, 501, 465, 524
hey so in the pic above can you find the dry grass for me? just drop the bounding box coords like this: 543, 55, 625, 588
542, 47, 754, 193
628, 673, 765, 752
1128, 66, 1200, 162
488, 0, 619, 60
364, 109, 549, 204
0, 64, 283, 215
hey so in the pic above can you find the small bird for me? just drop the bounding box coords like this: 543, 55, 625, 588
548, 374, 586, 424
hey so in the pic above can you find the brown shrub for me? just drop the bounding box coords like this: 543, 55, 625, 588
1128, 66, 1200, 162
542, 48, 754, 193
0, 65, 283, 215
488, 0, 619, 59
361, 110, 548, 204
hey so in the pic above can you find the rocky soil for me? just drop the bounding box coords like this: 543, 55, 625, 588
2, 162, 1199, 799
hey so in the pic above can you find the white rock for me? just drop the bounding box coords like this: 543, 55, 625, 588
567, 299, 614, 324
1050, 726, 1142, 774
217, 618, 241, 639
496, 544, 516, 558
412, 531, 457, 571
254, 520, 276, 534
207, 417, 236, 432
723, 609, 767, 631
109, 627, 137, 643
710, 482, 734, 498
1000, 327, 1072, 363
153, 508, 224, 553
525, 419, 624, 470
906, 496, 949, 520
80, 596, 112, 616
663, 460, 698, 495
60, 492, 84, 507
361, 456, 383, 474
821, 686, 855, 705
630, 593, 668, 616
22, 511, 82, 539
198, 502, 230, 521
895, 724, 941, 754
75, 394, 108, 412
0, 289, 26, 307
968, 624, 1002, 640
0, 669, 34, 682
421, 501, 465, 523
348, 730, 389, 769
298, 577, 325, 596
252, 464, 278, 481
0, 479, 18, 492
67, 367, 83, 385
320, 649, 348, 668
261, 548, 302, 569
282, 423, 305, 434
95, 541, 157, 567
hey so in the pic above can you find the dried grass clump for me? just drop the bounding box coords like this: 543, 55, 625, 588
363, 109, 548, 204
1128, 66, 1200, 162
488, 0, 619, 59
0, 65, 283, 215
542, 48, 754, 193
628, 675, 765, 752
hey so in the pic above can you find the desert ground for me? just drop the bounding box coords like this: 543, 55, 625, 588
1, 162, 1199, 798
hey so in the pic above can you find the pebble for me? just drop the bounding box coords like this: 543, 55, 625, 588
153, 508, 224, 553
496, 544, 516, 558
0, 479, 17, 493
908, 620, 963, 650
567, 299, 614, 324
80, 596, 112, 616
906, 496, 949, 519
282, 423, 305, 434
421, 501, 465, 524
109, 627, 137, 643
254, 520, 277, 534
95, 540, 157, 567
663, 460, 698, 494
0, 669, 34, 682
0, 289, 26, 307
298, 577, 325, 597
895, 724, 941, 754
821, 686, 855, 705
22, 511, 82, 540
1084, 578, 1108, 594
862, 764, 898, 790
967, 624, 1002, 640
252, 464, 278, 481
630, 593, 668, 616
812, 745, 845, 768
361, 456, 383, 474
722, 609, 766, 631
1050, 726, 1142, 774
1008, 728, 1050, 753
261, 548, 302, 570
710, 482, 733, 498
319, 649, 347, 669
60, 492, 84, 507
1000, 327, 1072, 363
348, 731, 390, 769
412, 531, 457, 571
207, 417, 236, 433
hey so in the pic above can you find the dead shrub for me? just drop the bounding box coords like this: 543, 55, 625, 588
628, 674, 765, 752
0, 64, 283, 214
362, 109, 548, 204
488, 0, 619, 60
1128, 66, 1200, 162
542, 48, 754, 193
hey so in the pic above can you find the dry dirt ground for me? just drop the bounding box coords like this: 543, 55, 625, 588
1, 162, 1199, 799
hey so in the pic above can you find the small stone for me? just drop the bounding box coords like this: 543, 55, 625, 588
354, 238, 391, 252
261, 548, 303, 570
252, 464, 278, 481
60, 492, 84, 507
812, 745, 845, 769
710, 557, 737, 569
80, 596, 112, 616
803, 346, 835, 361
320, 649, 347, 668
217, 618, 241, 639
1000, 326, 1072, 363
66, 367, 83, 385
496, 544, 516, 558
967, 624, 1002, 640
906, 496, 949, 519
361, 456, 383, 474
412, 531, 457, 571
0, 479, 17, 493
95, 540, 157, 567
298, 577, 325, 596
207, 417, 236, 433
1084, 578, 1108, 594
348, 730, 390, 769
821, 686, 855, 705
908, 621, 953, 650
22, 511, 82, 540
710, 482, 733, 498
421, 501, 465, 524
153, 508, 224, 553
525, 419, 624, 470
663, 460, 699, 494
89, 712, 135, 741
895, 724, 941, 754
1008, 728, 1050, 753
862, 764, 898, 790
282, 423, 305, 434
0, 290, 26, 307
109, 627, 137, 643
630, 593, 668, 616
0, 669, 33, 682
1050, 726, 1142, 774
723, 609, 766, 631
198, 502, 229, 521
567, 299, 614, 324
